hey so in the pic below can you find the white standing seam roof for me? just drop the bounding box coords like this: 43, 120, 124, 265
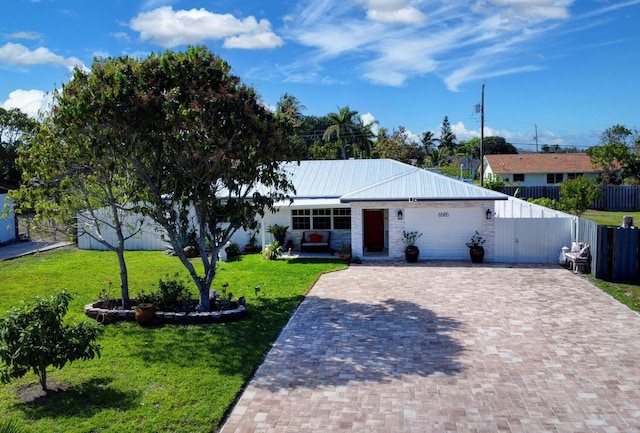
277, 159, 507, 203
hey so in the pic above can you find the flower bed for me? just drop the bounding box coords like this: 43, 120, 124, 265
84, 299, 247, 325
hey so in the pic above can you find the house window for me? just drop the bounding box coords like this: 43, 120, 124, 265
567, 173, 584, 180
333, 208, 351, 229
292, 208, 351, 230
547, 173, 563, 184
292, 209, 310, 230
312, 209, 332, 230
513, 173, 525, 182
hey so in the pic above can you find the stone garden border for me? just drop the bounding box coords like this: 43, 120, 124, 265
84, 300, 247, 325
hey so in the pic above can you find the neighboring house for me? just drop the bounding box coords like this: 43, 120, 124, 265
0, 190, 17, 244
483, 153, 600, 186
260, 159, 508, 261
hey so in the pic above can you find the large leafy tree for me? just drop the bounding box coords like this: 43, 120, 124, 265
373, 126, 421, 165
0, 107, 38, 189
323, 106, 360, 159
587, 124, 640, 184
483, 136, 518, 155
15, 116, 144, 308
54, 46, 297, 311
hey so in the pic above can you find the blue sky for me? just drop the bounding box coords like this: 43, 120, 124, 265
2, 0, 639, 151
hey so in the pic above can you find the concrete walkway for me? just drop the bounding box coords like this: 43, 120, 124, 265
220, 262, 640, 433
0, 241, 73, 260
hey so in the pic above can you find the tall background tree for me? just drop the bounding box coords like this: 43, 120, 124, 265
51, 46, 297, 311
437, 116, 457, 152
0, 107, 38, 189
323, 106, 360, 159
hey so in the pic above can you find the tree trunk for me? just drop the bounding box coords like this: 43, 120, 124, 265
38, 368, 47, 392
116, 248, 130, 309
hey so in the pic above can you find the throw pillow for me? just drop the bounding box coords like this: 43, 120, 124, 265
309, 234, 322, 243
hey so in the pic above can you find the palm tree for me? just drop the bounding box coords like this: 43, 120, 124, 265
420, 130, 436, 153
323, 106, 359, 160
353, 117, 378, 159
276, 93, 306, 127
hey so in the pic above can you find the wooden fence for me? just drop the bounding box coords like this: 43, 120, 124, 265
502, 185, 640, 211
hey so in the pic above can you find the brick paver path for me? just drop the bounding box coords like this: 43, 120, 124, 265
220, 263, 640, 432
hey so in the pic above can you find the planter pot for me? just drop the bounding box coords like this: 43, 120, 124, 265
469, 246, 485, 263
135, 304, 155, 326
405, 245, 420, 263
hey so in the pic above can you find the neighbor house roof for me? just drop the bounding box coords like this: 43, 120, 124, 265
484, 153, 598, 174
275, 159, 507, 205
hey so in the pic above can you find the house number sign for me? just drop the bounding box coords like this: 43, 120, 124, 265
438, 212, 449, 217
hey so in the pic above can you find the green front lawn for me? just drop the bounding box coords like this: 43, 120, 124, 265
581, 210, 640, 226
0, 248, 347, 432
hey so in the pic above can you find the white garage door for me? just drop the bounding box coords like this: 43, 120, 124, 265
407, 207, 484, 260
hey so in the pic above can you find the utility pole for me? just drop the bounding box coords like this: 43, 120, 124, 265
480, 83, 485, 187
534, 124, 539, 153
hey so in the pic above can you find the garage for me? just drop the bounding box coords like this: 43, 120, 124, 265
407, 205, 486, 260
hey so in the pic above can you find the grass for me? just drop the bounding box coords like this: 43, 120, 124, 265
0, 247, 347, 432
581, 210, 640, 226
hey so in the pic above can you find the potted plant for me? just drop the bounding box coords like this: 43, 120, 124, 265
262, 240, 283, 260
267, 224, 288, 246
244, 231, 258, 253
466, 231, 486, 263
135, 303, 155, 326
337, 242, 352, 260
403, 230, 422, 263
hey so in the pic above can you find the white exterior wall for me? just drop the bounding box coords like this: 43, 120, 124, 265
0, 194, 16, 244
486, 171, 598, 186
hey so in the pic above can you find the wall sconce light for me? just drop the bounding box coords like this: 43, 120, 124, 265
486, 208, 492, 220
397, 210, 404, 220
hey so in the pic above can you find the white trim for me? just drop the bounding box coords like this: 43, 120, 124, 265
275, 198, 345, 208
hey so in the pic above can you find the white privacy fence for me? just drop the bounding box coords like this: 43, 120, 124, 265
495, 196, 573, 218
494, 196, 576, 264
77, 208, 252, 251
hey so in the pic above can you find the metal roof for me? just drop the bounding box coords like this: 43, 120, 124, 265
282, 159, 507, 202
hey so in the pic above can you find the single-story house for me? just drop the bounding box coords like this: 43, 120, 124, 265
260, 159, 508, 261
78, 159, 510, 262
483, 153, 600, 186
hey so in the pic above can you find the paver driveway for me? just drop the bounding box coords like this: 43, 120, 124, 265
220, 262, 640, 433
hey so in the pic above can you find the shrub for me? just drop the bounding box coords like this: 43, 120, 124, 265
0, 290, 103, 392
148, 274, 193, 312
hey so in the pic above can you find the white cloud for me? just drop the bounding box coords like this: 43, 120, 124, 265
2, 89, 52, 118
360, 112, 380, 135
6, 31, 41, 40
110, 32, 131, 43
285, 0, 582, 89
0, 42, 86, 71
129, 6, 284, 49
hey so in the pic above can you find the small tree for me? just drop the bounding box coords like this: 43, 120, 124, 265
483, 173, 505, 192
0, 291, 103, 392
559, 176, 601, 216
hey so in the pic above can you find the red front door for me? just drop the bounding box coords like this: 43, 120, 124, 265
363, 210, 385, 250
